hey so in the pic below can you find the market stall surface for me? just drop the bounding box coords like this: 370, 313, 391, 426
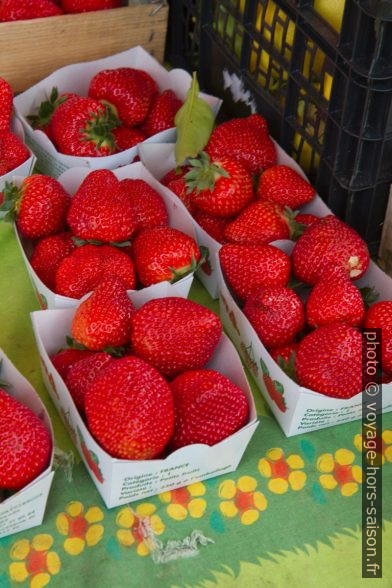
0, 223, 391, 588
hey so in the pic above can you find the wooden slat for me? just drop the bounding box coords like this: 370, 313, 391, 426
0, 4, 168, 93
378, 186, 392, 276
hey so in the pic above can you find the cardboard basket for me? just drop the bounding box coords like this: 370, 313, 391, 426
31, 283, 259, 509
13, 46, 222, 178
0, 350, 54, 539
15, 161, 197, 309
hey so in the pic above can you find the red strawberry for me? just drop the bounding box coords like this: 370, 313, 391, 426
1, 175, 70, 239
295, 213, 319, 227
88, 67, 158, 127
0, 389, 52, 490
141, 90, 183, 137
85, 356, 174, 459
0, 0, 63, 21
61, 0, 122, 13
169, 370, 249, 449
224, 200, 292, 245
295, 323, 363, 398
51, 348, 95, 380
306, 267, 365, 328
72, 276, 135, 351
31, 232, 76, 290
292, 215, 370, 284
113, 126, 145, 152
0, 77, 13, 131
55, 244, 136, 298
161, 166, 188, 187
269, 342, 299, 364
120, 179, 168, 232
51, 96, 119, 156
0, 131, 30, 175
131, 297, 222, 378
244, 286, 305, 347
206, 114, 276, 174
164, 169, 195, 213
186, 153, 254, 218
219, 243, 291, 302
260, 359, 287, 412
132, 227, 200, 287
364, 301, 392, 374
193, 210, 230, 243
27, 88, 78, 141
257, 165, 315, 209
67, 170, 137, 243
65, 352, 114, 412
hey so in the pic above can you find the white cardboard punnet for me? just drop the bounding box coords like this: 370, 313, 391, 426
13, 46, 222, 178
31, 283, 258, 509
15, 162, 197, 309
0, 350, 54, 539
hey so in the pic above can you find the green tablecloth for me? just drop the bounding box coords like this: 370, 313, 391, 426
0, 222, 391, 588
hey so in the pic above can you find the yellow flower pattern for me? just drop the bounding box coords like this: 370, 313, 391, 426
258, 447, 307, 494
218, 476, 267, 525
56, 501, 104, 556
159, 482, 207, 521
354, 429, 392, 465
317, 449, 362, 496
8, 534, 61, 588
116, 503, 165, 557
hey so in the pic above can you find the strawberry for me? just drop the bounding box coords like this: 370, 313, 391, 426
67, 170, 137, 243
295, 323, 363, 398
55, 244, 136, 298
244, 286, 305, 347
364, 301, 392, 374
61, 0, 122, 12
65, 352, 114, 412
31, 232, 76, 290
169, 370, 249, 449
51, 348, 95, 379
193, 210, 230, 243
85, 356, 174, 459
260, 359, 287, 412
292, 215, 370, 284
306, 267, 365, 328
27, 88, 78, 141
131, 297, 222, 378
219, 243, 291, 302
141, 89, 183, 137
161, 167, 188, 187
0, 389, 52, 490
120, 179, 168, 233
206, 114, 277, 174
185, 153, 254, 218
0, 77, 13, 131
224, 200, 293, 245
269, 342, 299, 364
0, 0, 63, 21
88, 67, 158, 127
113, 126, 145, 152
132, 227, 200, 287
71, 276, 135, 351
1, 175, 70, 239
295, 213, 319, 227
51, 96, 119, 156
0, 131, 30, 175
257, 165, 315, 209
164, 168, 195, 213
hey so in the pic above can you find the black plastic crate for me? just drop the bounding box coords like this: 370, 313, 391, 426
166, 0, 392, 255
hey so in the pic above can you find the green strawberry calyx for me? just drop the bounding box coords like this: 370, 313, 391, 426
360, 286, 379, 310
66, 336, 128, 358
283, 207, 309, 241
0, 181, 23, 223
27, 86, 68, 130
72, 237, 131, 248
185, 151, 230, 194
82, 104, 120, 154
169, 245, 209, 283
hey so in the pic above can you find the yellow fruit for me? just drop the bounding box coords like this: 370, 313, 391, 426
293, 132, 320, 175
313, 0, 345, 33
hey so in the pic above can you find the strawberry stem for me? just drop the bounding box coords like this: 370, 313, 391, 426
185, 151, 230, 194
0, 182, 22, 223
27, 87, 68, 130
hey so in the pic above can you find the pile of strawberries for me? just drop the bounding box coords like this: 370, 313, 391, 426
0, 78, 30, 177
0, 385, 52, 493
28, 67, 183, 157
50, 278, 250, 459
0, 0, 124, 21
0, 169, 201, 297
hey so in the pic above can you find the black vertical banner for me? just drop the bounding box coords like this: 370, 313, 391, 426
361, 328, 383, 578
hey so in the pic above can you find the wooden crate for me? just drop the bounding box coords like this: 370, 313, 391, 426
1, 1, 168, 93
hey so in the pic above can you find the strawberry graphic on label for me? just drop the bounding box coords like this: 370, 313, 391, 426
240, 342, 258, 378
77, 427, 104, 483
221, 293, 229, 313
34, 287, 48, 309
229, 310, 241, 336
260, 358, 287, 412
